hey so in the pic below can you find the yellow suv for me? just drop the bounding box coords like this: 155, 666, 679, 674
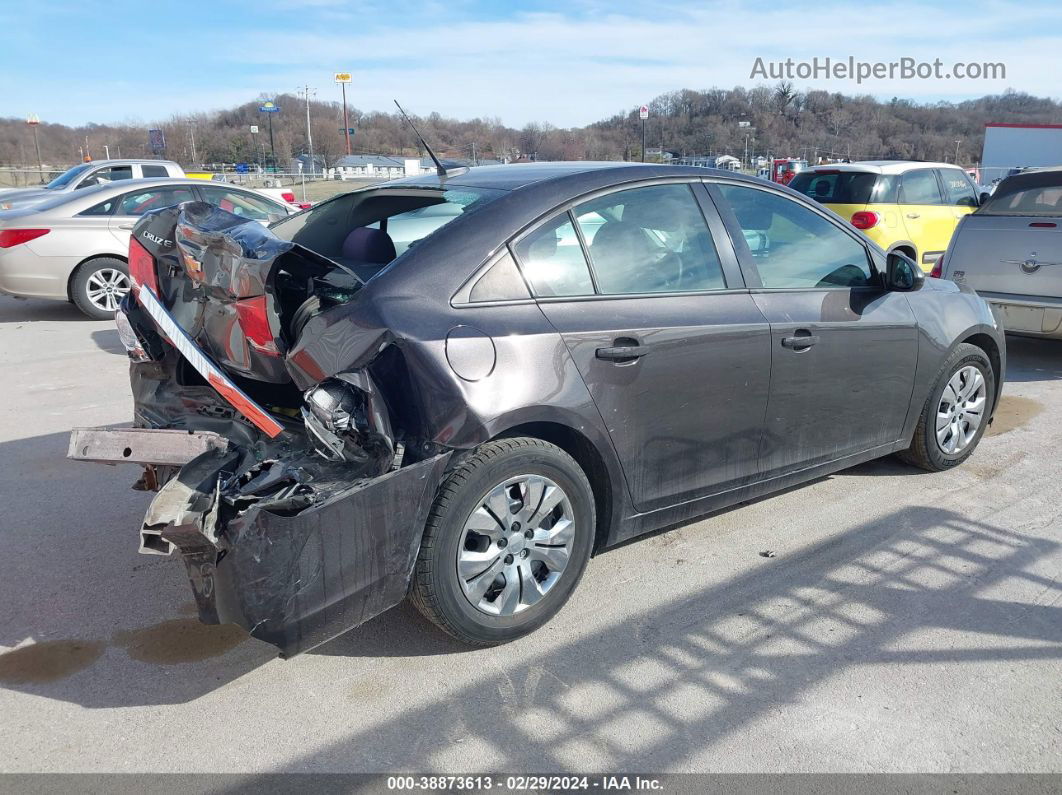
789, 161, 981, 271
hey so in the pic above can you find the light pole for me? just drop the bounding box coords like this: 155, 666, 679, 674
298, 85, 317, 178
335, 72, 352, 157
26, 114, 43, 182
954, 140, 962, 164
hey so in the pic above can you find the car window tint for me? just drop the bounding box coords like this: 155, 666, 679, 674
469, 251, 531, 302
939, 170, 978, 208
118, 187, 196, 216
78, 165, 134, 188
514, 213, 594, 297
573, 184, 725, 294
791, 171, 898, 204
718, 183, 873, 289
982, 184, 1062, 215
901, 169, 944, 204
142, 165, 169, 178
200, 186, 282, 221
79, 198, 116, 216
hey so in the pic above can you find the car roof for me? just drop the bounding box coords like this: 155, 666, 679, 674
81, 159, 180, 167
381, 161, 765, 193
806, 160, 962, 175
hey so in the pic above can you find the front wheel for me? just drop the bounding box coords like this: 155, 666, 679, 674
411, 437, 595, 645
900, 343, 995, 471
71, 258, 130, 320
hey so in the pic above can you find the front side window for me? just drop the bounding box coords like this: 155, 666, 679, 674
717, 183, 873, 289
573, 183, 726, 294
78, 165, 134, 188
513, 213, 594, 297
939, 169, 978, 208
45, 163, 93, 190
200, 186, 284, 221
900, 169, 944, 205
117, 187, 196, 216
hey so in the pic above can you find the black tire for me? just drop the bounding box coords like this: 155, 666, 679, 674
70, 258, 130, 320
411, 437, 595, 645
899, 342, 995, 471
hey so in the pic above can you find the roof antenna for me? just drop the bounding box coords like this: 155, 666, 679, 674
394, 99, 447, 178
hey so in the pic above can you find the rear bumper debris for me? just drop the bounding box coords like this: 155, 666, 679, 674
142, 448, 452, 656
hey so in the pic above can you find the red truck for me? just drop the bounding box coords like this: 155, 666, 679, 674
772, 158, 808, 185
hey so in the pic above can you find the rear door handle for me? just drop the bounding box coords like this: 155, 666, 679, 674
117, 222, 135, 230
596, 345, 650, 362
906, 212, 921, 219
781, 334, 820, 350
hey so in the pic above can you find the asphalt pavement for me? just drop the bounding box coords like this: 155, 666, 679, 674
0, 294, 1059, 774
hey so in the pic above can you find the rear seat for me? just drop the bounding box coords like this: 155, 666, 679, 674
334, 227, 397, 282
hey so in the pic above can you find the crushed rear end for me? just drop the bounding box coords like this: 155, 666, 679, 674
69, 201, 453, 656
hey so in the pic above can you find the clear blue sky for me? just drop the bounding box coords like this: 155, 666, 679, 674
1, 0, 1057, 127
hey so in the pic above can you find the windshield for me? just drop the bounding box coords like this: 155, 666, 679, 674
980, 179, 1062, 216
789, 171, 899, 204
45, 163, 94, 190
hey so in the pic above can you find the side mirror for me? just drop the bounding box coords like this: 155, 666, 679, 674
979, 191, 990, 206
885, 251, 924, 291
266, 212, 285, 224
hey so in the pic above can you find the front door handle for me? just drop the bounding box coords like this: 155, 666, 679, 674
781, 333, 820, 350
906, 212, 921, 219
596, 344, 650, 362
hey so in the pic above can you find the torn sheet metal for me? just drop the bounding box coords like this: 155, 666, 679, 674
147, 450, 452, 656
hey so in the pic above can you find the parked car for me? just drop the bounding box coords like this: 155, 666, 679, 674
0, 159, 184, 211
70, 163, 1004, 656
938, 167, 1062, 339
0, 178, 293, 318
789, 161, 982, 271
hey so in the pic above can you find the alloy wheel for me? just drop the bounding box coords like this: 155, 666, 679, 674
85, 268, 130, 313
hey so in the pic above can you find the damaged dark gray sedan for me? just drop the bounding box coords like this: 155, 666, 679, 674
70, 162, 1006, 656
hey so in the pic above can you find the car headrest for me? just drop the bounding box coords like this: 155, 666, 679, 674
591, 221, 655, 261
341, 227, 397, 264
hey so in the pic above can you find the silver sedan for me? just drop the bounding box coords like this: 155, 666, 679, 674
0, 178, 293, 319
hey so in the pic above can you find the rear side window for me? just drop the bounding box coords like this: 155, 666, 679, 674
468, 251, 530, 302
79, 199, 116, 216
900, 169, 944, 204
513, 214, 594, 297
142, 165, 170, 178
790, 171, 898, 204
718, 183, 873, 289
117, 187, 196, 216
939, 169, 978, 208
573, 183, 726, 294
200, 186, 284, 221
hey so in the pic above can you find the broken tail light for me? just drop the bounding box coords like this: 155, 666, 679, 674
234, 295, 280, 355
128, 237, 159, 295
0, 228, 50, 248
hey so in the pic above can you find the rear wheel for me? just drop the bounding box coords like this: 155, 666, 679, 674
411, 438, 595, 645
71, 258, 130, 320
900, 343, 994, 471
